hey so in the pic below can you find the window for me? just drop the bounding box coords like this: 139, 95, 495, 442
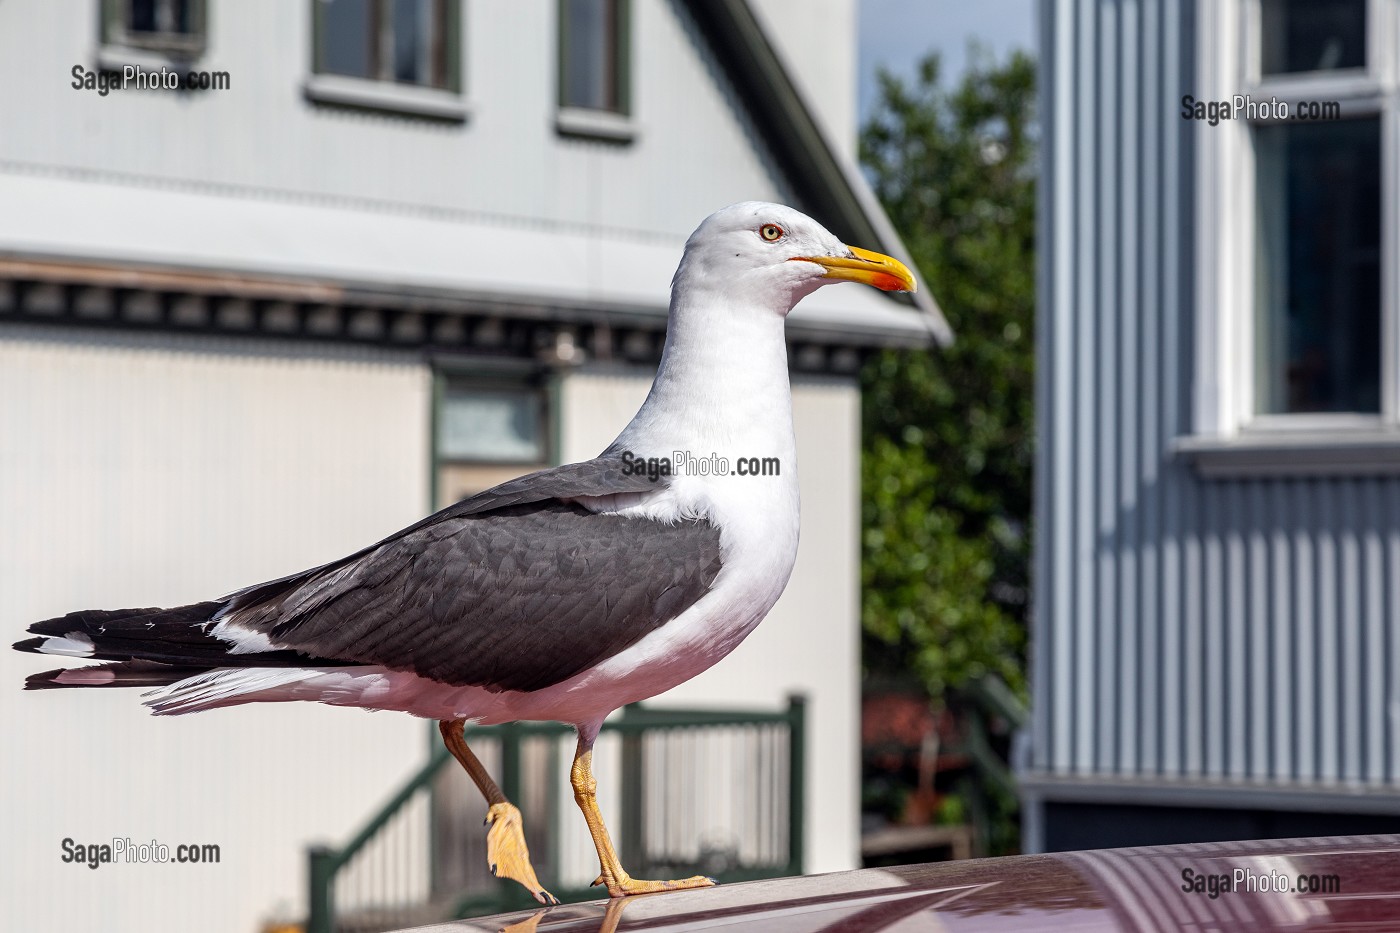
1260, 0, 1366, 75
555, 0, 635, 141
103, 0, 206, 55
556, 0, 634, 140
559, 0, 628, 114
1192, 0, 1398, 444
434, 378, 551, 507
1249, 0, 1388, 420
314, 0, 460, 91
1254, 118, 1382, 414
438, 385, 545, 463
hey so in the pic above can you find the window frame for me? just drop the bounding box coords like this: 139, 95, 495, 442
1191, 0, 1400, 449
101, 0, 207, 58
305, 0, 467, 122
555, 0, 636, 142
430, 366, 557, 509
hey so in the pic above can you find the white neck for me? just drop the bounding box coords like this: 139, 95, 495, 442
610, 286, 794, 461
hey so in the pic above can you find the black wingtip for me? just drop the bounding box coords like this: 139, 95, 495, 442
23, 668, 66, 690
23, 659, 213, 690
12, 637, 46, 655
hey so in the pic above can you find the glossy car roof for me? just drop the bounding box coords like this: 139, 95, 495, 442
424, 834, 1400, 932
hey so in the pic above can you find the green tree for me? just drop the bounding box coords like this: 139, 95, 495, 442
860, 48, 1036, 701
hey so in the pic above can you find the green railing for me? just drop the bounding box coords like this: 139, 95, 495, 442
959, 674, 1028, 856
307, 696, 807, 933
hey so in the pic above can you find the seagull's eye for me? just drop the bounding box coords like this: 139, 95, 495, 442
759, 223, 785, 242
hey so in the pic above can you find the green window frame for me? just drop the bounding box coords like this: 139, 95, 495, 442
557, 0, 631, 115
312, 0, 462, 93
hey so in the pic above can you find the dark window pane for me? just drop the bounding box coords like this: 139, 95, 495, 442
171, 0, 190, 33
128, 0, 158, 32
1261, 0, 1365, 75
391, 0, 445, 86
563, 0, 617, 111
126, 0, 194, 35
322, 0, 375, 79
1255, 118, 1381, 414
392, 0, 423, 83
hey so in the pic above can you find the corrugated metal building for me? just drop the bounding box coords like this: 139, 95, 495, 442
1026, 0, 1400, 851
0, 2, 945, 930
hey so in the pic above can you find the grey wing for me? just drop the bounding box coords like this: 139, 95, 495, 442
223, 455, 664, 608
16, 456, 720, 693
219, 460, 724, 693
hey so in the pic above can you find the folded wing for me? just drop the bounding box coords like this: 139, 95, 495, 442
18, 456, 724, 694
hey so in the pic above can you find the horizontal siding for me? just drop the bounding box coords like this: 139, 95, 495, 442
1033, 0, 1400, 789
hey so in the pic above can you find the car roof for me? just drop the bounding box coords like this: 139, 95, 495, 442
423, 834, 1400, 932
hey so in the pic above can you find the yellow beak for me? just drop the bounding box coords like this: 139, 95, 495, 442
792, 245, 917, 293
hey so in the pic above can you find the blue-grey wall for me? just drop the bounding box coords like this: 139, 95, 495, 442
1030, 0, 1400, 819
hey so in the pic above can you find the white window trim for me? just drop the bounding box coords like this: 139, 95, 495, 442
555, 106, 638, 142
96, 43, 198, 74
1187, 0, 1400, 476
303, 73, 471, 122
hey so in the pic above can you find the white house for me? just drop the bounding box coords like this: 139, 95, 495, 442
0, 1, 944, 930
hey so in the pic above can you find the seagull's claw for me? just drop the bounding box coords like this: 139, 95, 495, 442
603, 873, 717, 897
484, 802, 556, 905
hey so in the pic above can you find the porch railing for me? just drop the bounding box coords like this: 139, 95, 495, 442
306, 695, 807, 933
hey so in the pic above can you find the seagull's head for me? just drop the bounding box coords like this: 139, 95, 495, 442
673, 201, 917, 316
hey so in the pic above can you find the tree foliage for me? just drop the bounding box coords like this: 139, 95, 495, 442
860, 49, 1037, 700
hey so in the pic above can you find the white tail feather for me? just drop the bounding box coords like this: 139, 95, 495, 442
142, 668, 326, 715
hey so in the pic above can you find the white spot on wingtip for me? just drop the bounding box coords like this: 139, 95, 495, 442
40, 632, 95, 658
209, 619, 278, 654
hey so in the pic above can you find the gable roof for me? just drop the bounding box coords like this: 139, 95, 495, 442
680, 0, 952, 346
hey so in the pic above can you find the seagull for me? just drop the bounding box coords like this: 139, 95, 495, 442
13, 202, 916, 903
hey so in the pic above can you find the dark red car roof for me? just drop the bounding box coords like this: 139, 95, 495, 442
436, 835, 1400, 932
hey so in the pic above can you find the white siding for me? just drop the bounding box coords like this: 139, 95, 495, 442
749, 0, 858, 156
560, 368, 862, 873
0, 328, 431, 933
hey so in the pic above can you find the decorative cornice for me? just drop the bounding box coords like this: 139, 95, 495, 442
0, 257, 870, 375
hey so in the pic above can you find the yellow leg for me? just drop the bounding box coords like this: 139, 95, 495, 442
570, 734, 716, 898
439, 719, 558, 906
